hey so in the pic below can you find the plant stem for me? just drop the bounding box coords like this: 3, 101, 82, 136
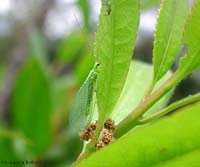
139, 92, 200, 124
114, 71, 181, 138
71, 139, 96, 167
71, 151, 87, 167
142, 82, 154, 102
84, 120, 103, 153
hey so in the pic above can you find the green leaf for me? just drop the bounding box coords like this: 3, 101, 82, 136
0, 127, 18, 160
51, 75, 76, 134
155, 150, 200, 167
177, 0, 200, 77
77, 102, 200, 166
74, 51, 94, 86
141, 0, 160, 10
77, 0, 91, 30
52, 75, 75, 115
96, 0, 139, 121
0, 127, 32, 160
29, 30, 47, 67
57, 31, 85, 65
0, 137, 16, 160
11, 58, 52, 154
111, 60, 173, 124
0, 66, 5, 90
153, 0, 189, 82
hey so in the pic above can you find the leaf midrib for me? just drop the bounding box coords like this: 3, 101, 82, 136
104, 1, 115, 120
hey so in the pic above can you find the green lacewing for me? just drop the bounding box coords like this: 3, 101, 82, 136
69, 63, 100, 135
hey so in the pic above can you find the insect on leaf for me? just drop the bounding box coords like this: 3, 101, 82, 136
153, 0, 189, 83
69, 64, 99, 135
95, 0, 139, 122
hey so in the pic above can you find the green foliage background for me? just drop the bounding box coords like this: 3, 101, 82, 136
0, 0, 199, 166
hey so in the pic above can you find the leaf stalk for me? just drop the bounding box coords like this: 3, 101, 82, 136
139, 92, 200, 124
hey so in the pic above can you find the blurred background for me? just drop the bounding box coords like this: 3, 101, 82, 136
0, 0, 199, 166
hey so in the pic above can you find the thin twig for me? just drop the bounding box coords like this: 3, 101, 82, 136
139, 93, 200, 124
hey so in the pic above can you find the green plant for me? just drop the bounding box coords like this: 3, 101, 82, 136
0, 0, 200, 166
71, 0, 200, 166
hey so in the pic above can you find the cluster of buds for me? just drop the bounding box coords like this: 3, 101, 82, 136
96, 118, 116, 149
80, 121, 97, 141
80, 118, 116, 149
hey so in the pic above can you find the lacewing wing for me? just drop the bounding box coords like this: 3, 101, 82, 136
69, 3, 110, 135
69, 63, 99, 135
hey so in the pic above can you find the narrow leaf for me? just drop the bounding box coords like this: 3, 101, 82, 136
77, 102, 200, 166
96, 0, 139, 121
153, 0, 189, 82
177, 0, 200, 77
11, 58, 52, 154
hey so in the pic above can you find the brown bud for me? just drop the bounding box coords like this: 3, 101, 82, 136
101, 128, 115, 145
80, 129, 93, 141
104, 118, 116, 131
80, 121, 97, 141
96, 140, 105, 149
90, 120, 98, 131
